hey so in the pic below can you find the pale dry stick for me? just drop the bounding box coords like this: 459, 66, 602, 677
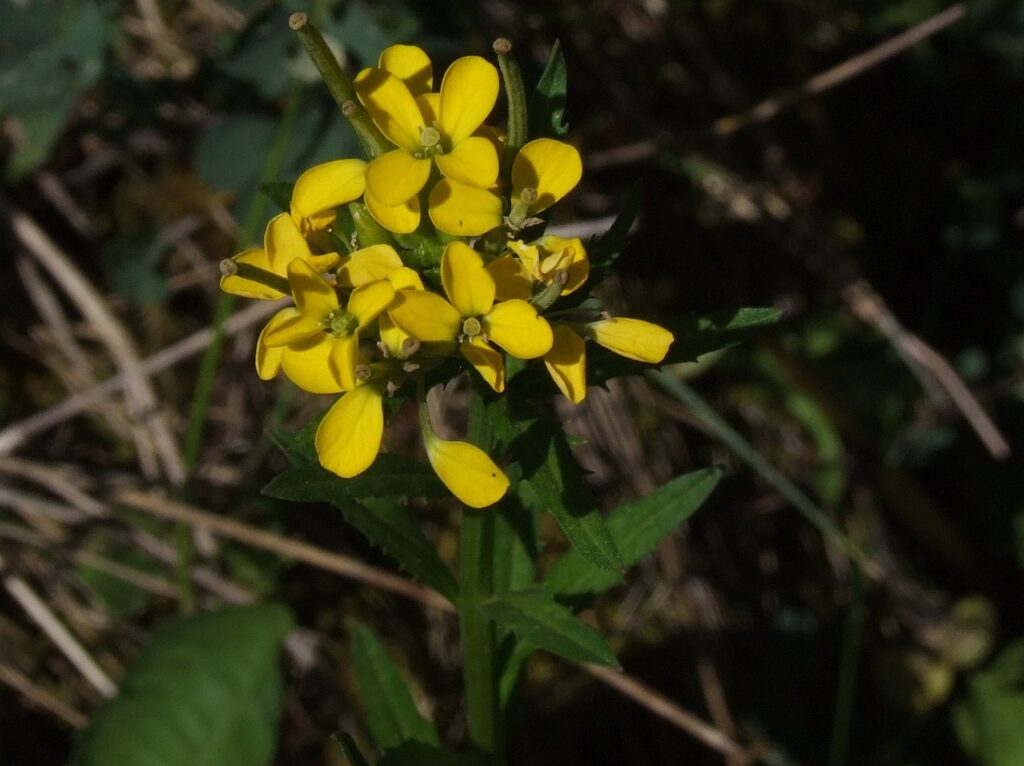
0, 664, 88, 729
35, 172, 95, 238
842, 280, 1010, 459
713, 4, 967, 136
695, 653, 745, 766
0, 300, 284, 454
0, 486, 89, 524
6, 203, 187, 487
0, 456, 108, 517
0, 554, 117, 698
112, 488, 752, 760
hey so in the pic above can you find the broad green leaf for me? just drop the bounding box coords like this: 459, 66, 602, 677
481, 587, 618, 668
263, 475, 457, 601
351, 624, 439, 750
516, 428, 621, 573
69, 605, 291, 766
528, 39, 568, 139
545, 468, 722, 597
331, 733, 372, 766
376, 741, 490, 766
952, 640, 1024, 766
258, 181, 295, 213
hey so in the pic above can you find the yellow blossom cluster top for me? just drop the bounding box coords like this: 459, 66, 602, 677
220, 44, 674, 509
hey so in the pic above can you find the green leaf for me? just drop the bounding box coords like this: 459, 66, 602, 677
492, 497, 539, 595
331, 733, 372, 766
584, 182, 643, 287
196, 113, 276, 193
264, 456, 447, 502
952, 640, 1024, 766
258, 181, 294, 213
351, 624, 439, 750
376, 741, 490, 766
481, 587, 618, 667
263, 471, 457, 601
528, 40, 569, 139
69, 605, 291, 766
545, 468, 722, 597
516, 428, 621, 573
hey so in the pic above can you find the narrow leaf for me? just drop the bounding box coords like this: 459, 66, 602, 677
584, 182, 643, 286
351, 624, 439, 750
517, 428, 621, 573
70, 605, 291, 766
528, 39, 568, 139
545, 467, 722, 597
482, 587, 618, 667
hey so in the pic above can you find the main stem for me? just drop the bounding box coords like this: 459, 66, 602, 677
460, 382, 500, 759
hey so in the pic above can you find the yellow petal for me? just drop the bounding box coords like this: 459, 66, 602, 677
265, 213, 313, 274
378, 44, 432, 95
287, 258, 339, 320
220, 248, 286, 300
512, 138, 583, 214
415, 93, 440, 125
441, 241, 495, 318
280, 335, 344, 394
379, 311, 412, 358
460, 336, 505, 393
336, 244, 404, 287
354, 67, 424, 152
347, 280, 395, 327
487, 256, 534, 301
435, 135, 499, 189
388, 290, 462, 342
438, 56, 499, 145
256, 308, 297, 379
544, 325, 587, 403
483, 300, 553, 358
539, 236, 589, 294
316, 384, 384, 478
262, 311, 322, 347
428, 179, 502, 237
388, 266, 424, 291
365, 150, 431, 206
365, 188, 421, 234
424, 432, 509, 509
586, 317, 674, 363
328, 333, 360, 392
507, 240, 541, 282
290, 159, 367, 233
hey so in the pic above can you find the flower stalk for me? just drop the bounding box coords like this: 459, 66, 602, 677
493, 38, 528, 164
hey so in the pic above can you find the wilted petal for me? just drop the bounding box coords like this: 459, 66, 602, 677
354, 67, 424, 152
423, 432, 509, 509
428, 179, 502, 237
337, 244, 404, 287
586, 317, 674, 363
287, 258, 339, 320
365, 188, 421, 234
512, 138, 583, 214
378, 44, 432, 95
388, 290, 461, 342
438, 56, 499, 145
365, 150, 431, 206
316, 384, 385, 478
483, 299, 553, 359
544, 325, 587, 403
290, 159, 366, 232
435, 135, 499, 189
441, 242, 495, 318
460, 336, 505, 392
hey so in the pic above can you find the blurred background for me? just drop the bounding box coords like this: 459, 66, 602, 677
2, 0, 1023, 764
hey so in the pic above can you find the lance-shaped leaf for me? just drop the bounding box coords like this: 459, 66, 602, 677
528, 39, 568, 139
69, 605, 291, 766
546, 467, 722, 598
351, 624, 439, 750
481, 587, 618, 667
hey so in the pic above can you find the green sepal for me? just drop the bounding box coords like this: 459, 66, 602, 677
350, 201, 398, 247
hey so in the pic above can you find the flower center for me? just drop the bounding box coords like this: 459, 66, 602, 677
462, 316, 482, 338
323, 309, 358, 337
417, 125, 444, 159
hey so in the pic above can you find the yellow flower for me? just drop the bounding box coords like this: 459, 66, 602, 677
256, 259, 394, 393
388, 242, 553, 392
497, 236, 589, 301
289, 159, 366, 236
543, 324, 588, 404
509, 139, 583, 223
315, 382, 385, 478
220, 213, 340, 300
355, 47, 503, 236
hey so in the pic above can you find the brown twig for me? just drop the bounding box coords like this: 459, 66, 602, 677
712, 4, 967, 136
0, 664, 88, 729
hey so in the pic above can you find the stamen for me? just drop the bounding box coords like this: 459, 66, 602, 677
401, 337, 421, 357
462, 316, 482, 337
420, 126, 441, 149
519, 187, 538, 206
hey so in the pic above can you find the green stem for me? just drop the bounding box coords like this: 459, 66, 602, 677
460, 381, 501, 759
493, 38, 528, 170
289, 13, 391, 159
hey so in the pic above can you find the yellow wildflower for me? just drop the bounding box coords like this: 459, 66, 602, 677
509, 138, 583, 225
388, 242, 553, 392
493, 235, 589, 301
289, 159, 367, 236
315, 382, 386, 478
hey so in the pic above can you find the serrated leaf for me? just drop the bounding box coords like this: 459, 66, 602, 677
263, 473, 457, 601
516, 428, 621, 573
351, 624, 439, 750
545, 467, 722, 597
264, 456, 447, 502
258, 181, 294, 213
528, 40, 568, 139
481, 587, 618, 667
69, 605, 291, 766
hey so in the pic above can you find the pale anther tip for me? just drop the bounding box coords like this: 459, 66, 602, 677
288, 12, 307, 30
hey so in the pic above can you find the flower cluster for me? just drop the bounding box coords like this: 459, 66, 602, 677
221, 44, 674, 508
